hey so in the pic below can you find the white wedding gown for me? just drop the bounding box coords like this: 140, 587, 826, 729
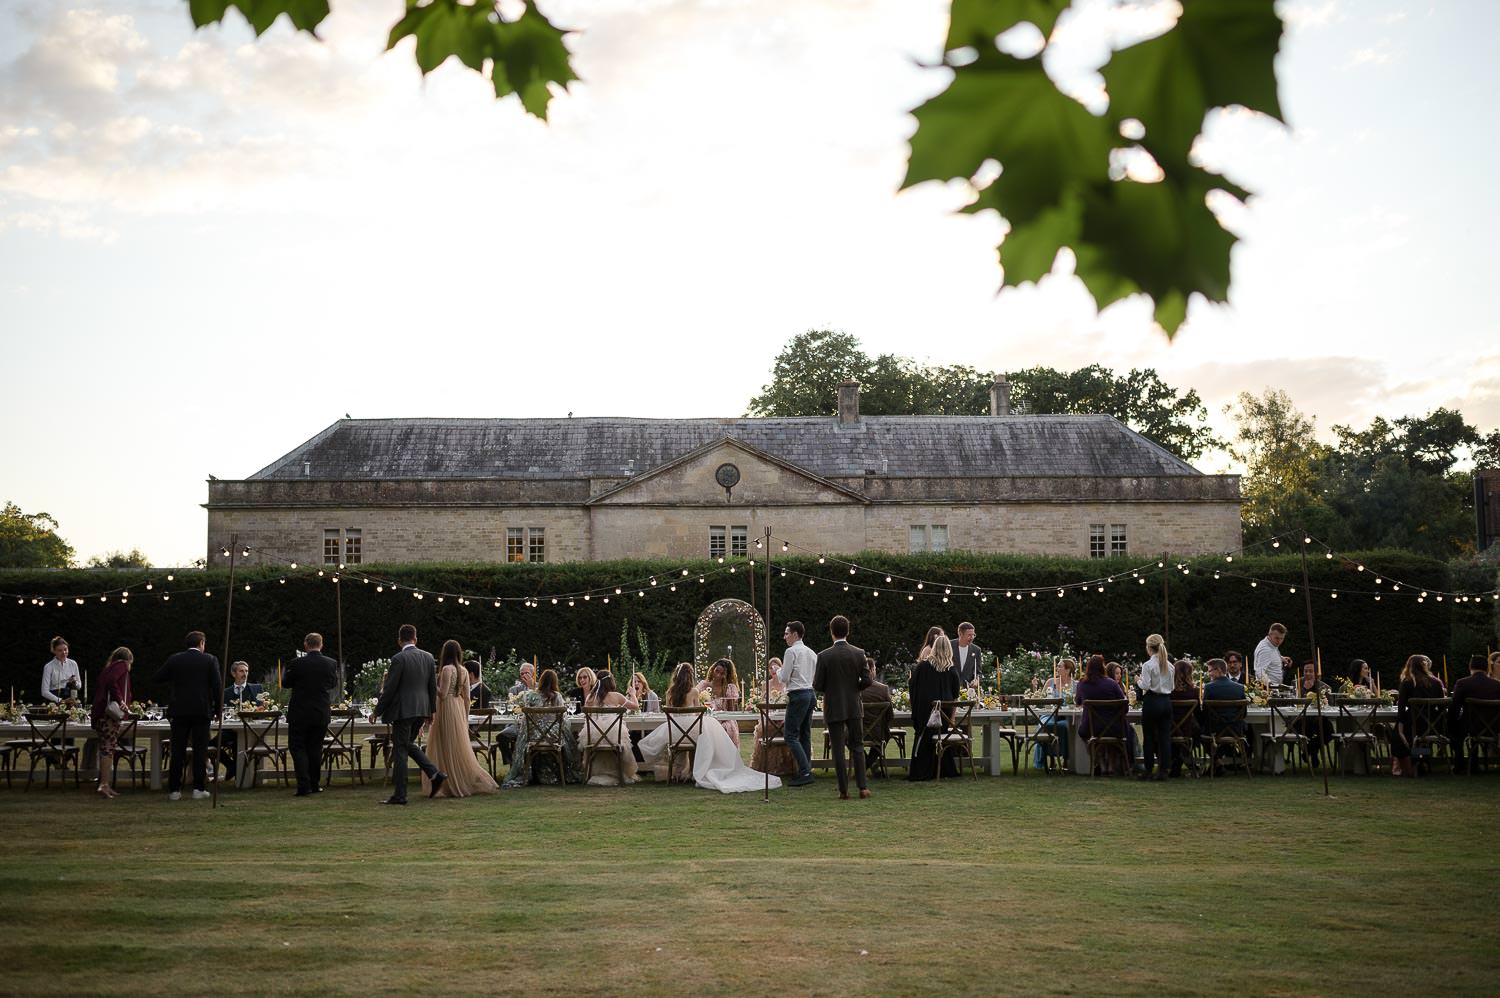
637, 713, 782, 794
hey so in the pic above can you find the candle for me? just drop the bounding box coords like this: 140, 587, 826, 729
1442, 655, 1449, 690
277, 659, 283, 689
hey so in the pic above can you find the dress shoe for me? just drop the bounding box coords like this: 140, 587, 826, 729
428, 772, 448, 798
380, 796, 407, 805
839, 792, 850, 800
295, 789, 312, 797
788, 773, 814, 787
191, 789, 211, 799
168, 791, 182, 801
858, 788, 872, 799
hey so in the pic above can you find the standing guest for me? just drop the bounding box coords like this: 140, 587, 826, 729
1224, 651, 1250, 687
813, 615, 872, 800
581, 671, 639, 786
41, 636, 81, 703
374, 624, 444, 804
1137, 634, 1174, 781
917, 626, 945, 664
503, 668, 583, 787
1169, 660, 1200, 777
153, 631, 222, 801
953, 622, 984, 690
91, 647, 133, 799
219, 660, 263, 783
283, 633, 339, 797
1392, 654, 1444, 778
860, 656, 893, 770
424, 641, 498, 797
908, 634, 961, 782
1253, 623, 1293, 688
1450, 655, 1500, 774
465, 660, 492, 708
1076, 655, 1129, 774
696, 659, 741, 745
498, 663, 537, 764
775, 621, 818, 787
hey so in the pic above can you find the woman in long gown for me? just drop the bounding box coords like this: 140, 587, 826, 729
638, 663, 781, 794
749, 660, 796, 776
503, 668, 584, 788
422, 641, 498, 798
908, 634, 960, 781
581, 671, 640, 786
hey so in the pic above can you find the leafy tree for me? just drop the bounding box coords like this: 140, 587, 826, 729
1227, 390, 1335, 544
0, 502, 75, 568
180, 0, 1283, 334
86, 549, 153, 569
748, 332, 1221, 461
1475, 429, 1500, 470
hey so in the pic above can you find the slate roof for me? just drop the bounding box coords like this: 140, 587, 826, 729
247, 416, 1203, 481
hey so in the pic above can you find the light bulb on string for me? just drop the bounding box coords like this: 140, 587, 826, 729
376, 586, 384, 593
1225, 555, 1233, 563
818, 556, 825, 564
917, 583, 924, 590
850, 568, 857, 575
885, 576, 892, 583
781, 542, 788, 552
166, 574, 174, 581
1272, 539, 1280, 548
669, 585, 676, 592
145, 583, 153, 591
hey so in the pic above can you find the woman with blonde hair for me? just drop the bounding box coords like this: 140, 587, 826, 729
1392, 654, 1443, 777
91, 647, 133, 799
1137, 633, 1174, 781
908, 634, 960, 781
573, 667, 597, 709
422, 640, 498, 798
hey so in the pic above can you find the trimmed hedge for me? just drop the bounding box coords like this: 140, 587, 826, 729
1, 550, 1491, 704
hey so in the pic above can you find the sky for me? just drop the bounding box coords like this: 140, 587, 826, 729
1, 0, 1497, 567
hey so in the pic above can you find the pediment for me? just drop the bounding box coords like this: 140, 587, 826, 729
588, 438, 867, 506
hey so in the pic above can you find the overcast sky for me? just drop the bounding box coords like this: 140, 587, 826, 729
2, 0, 1496, 566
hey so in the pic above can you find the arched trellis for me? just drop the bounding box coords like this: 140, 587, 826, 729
693, 598, 767, 695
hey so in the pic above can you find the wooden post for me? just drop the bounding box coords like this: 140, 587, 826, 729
1298, 528, 1330, 796
1162, 553, 1171, 649
763, 526, 773, 803
211, 534, 239, 810
335, 571, 345, 699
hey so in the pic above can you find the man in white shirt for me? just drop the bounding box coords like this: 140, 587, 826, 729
1253, 623, 1291, 688
953, 622, 984, 690
775, 620, 818, 786
41, 637, 81, 703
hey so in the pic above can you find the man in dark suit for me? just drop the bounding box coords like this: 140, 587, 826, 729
464, 660, 492, 708
218, 660, 265, 782
813, 615, 872, 800
953, 622, 984, 690
375, 624, 444, 804
1201, 658, 1246, 772
153, 630, 222, 800
283, 633, 340, 796
1450, 655, 1500, 774
859, 655, 892, 770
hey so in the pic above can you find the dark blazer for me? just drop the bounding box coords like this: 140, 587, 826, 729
1202, 676, 1247, 735
470, 683, 493, 709
153, 647, 222, 720
224, 682, 265, 707
283, 651, 339, 724
376, 644, 436, 722
813, 639, 871, 723
1450, 672, 1500, 735
953, 642, 984, 686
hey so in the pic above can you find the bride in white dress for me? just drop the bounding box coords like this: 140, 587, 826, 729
638, 662, 782, 794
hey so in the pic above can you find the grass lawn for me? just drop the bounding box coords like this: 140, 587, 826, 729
2, 769, 1498, 996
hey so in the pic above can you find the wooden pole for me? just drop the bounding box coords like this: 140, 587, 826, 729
763, 527, 773, 803
336, 572, 345, 700
211, 534, 238, 810
1162, 553, 1171, 649
1298, 528, 1330, 796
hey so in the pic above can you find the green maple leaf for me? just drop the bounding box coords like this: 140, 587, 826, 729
945, 0, 1068, 50
1103, 0, 1283, 178
387, 1, 575, 118
189, 0, 329, 36
905, 49, 1113, 227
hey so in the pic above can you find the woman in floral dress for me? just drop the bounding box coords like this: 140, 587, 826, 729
502, 668, 583, 787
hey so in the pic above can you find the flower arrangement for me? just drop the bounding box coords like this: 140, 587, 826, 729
891, 689, 911, 712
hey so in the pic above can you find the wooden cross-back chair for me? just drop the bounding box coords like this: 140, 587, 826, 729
581, 706, 628, 784
1083, 699, 1132, 777
932, 699, 979, 781
1199, 699, 1252, 777
322, 709, 363, 787
1017, 698, 1064, 774
111, 714, 150, 789
520, 706, 572, 785
1461, 699, 1500, 773
22, 713, 79, 790
1261, 698, 1317, 774
663, 706, 706, 784
1331, 697, 1382, 775
239, 712, 289, 787
468, 707, 502, 776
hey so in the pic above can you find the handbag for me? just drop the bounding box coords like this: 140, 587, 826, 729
105, 696, 125, 722
925, 701, 944, 729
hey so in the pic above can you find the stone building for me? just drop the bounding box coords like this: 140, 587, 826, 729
205, 379, 1240, 566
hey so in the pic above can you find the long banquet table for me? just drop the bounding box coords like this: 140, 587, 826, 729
0, 703, 1399, 789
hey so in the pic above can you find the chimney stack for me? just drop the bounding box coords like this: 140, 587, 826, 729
837, 380, 861, 425
990, 373, 1011, 417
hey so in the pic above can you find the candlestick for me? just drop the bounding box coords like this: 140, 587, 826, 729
277, 659, 283, 689
1442, 655, 1449, 690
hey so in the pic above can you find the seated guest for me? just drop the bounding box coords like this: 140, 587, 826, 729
581, 671, 639, 785
1075, 654, 1129, 773
219, 660, 263, 781
1449, 655, 1500, 774
632, 671, 660, 712
1223, 651, 1250, 687
465, 660, 492, 708
695, 659, 742, 746
1200, 658, 1246, 771
751, 660, 797, 777
1348, 659, 1377, 693
573, 667, 597, 709
498, 663, 538, 764
859, 656, 893, 771
1393, 654, 1444, 777
1295, 661, 1334, 770
502, 669, 582, 787
1169, 659, 1200, 777
1033, 658, 1075, 769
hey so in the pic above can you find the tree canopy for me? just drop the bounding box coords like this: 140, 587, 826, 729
746, 329, 1221, 462
86, 549, 153, 569
180, 0, 1284, 337
0, 502, 75, 569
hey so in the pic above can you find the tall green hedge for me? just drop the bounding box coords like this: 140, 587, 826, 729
2, 550, 1491, 704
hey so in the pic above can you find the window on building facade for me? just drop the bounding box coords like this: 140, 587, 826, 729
709, 526, 726, 559
527, 527, 546, 563
506, 527, 525, 563
730, 525, 748, 557
343, 528, 362, 564
1110, 523, 1127, 556
909, 524, 948, 553
324, 529, 341, 565
909, 525, 927, 552
1089, 523, 1106, 559
930, 525, 948, 553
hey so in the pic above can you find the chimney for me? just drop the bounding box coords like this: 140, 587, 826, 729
990, 373, 1011, 417
837, 380, 861, 425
